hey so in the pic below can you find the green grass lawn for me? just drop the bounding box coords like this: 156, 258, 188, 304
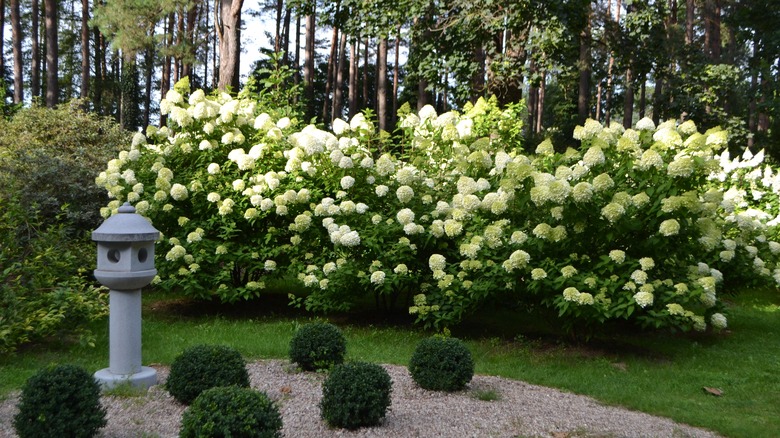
1, 288, 778, 438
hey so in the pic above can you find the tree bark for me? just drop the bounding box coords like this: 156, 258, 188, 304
377, 37, 388, 131
471, 44, 485, 104
161, 13, 174, 125
332, 30, 347, 121
44, 0, 58, 107
363, 34, 369, 109
93, 18, 103, 111
183, 4, 200, 80
10, 0, 22, 103
274, 0, 283, 55
0, 0, 5, 76
143, 46, 154, 127
322, 23, 339, 122
348, 37, 358, 117
217, 0, 244, 91
281, 7, 291, 64
537, 72, 545, 133
80, 0, 90, 99
639, 75, 646, 119
577, 2, 592, 124
623, 67, 634, 128
527, 57, 538, 133
392, 30, 400, 128
685, 0, 694, 45
303, 5, 316, 116
32, 0, 40, 100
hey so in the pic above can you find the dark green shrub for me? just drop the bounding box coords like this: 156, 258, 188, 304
288, 322, 346, 371
0, 101, 129, 232
0, 196, 108, 354
179, 386, 283, 438
165, 344, 250, 404
13, 364, 107, 438
320, 362, 392, 429
409, 337, 474, 391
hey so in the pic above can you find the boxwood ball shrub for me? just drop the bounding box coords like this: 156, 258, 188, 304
320, 362, 393, 429
13, 364, 107, 438
409, 337, 474, 392
165, 344, 250, 404
289, 322, 346, 371
179, 386, 283, 438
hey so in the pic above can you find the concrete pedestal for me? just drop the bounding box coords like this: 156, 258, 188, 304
94, 288, 157, 390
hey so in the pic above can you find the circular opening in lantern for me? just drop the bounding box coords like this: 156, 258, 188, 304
108, 249, 121, 263
138, 248, 148, 263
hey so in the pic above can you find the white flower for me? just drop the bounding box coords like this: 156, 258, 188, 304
659, 219, 680, 236
276, 117, 291, 129
166, 245, 186, 261
375, 185, 389, 197
561, 265, 578, 278
429, 254, 446, 272
633, 291, 654, 307
638, 149, 665, 170
170, 183, 188, 201
636, 117, 656, 131
531, 268, 547, 280
710, 313, 727, 330
609, 250, 625, 264
332, 118, 350, 135
639, 257, 655, 271
583, 146, 605, 167
601, 203, 625, 223
340, 230, 361, 246
394, 264, 408, 275
396, 185, 414, 203
396, 208, 415, 225
370, 271, 386, 285
340, 175, 355, 190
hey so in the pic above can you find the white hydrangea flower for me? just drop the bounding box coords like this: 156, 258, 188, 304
396, 185, 414, 203
340, 175, 355, 190
636, 117, 656, 131
375, 185, 389, 197
659, 219, 680, 236
710, 313, 727, 330
633, 291, 654, 307
370, 271, 386, 285
429, 254, 446, 272
396, 208, 415, 225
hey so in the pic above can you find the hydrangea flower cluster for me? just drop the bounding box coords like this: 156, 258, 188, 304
97, 81, 780, 333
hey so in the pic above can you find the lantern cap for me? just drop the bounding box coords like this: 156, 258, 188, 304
92, 202, 160, 242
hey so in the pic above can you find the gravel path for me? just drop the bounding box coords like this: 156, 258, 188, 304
0, 359, 721, 438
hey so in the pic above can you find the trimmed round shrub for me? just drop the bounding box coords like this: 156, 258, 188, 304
288, 322, 346, 371
320, 361, 392, 429
165, 344, 250, 404
409, 337, 474, 391
13, 364, 107, 438
180, 386, 283, 438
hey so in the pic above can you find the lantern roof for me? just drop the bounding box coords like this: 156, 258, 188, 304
92, 203, 160, 242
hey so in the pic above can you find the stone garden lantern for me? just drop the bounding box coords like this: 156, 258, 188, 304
92, 202, 160, 390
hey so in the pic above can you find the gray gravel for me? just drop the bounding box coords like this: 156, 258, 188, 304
0, 359, 721, 437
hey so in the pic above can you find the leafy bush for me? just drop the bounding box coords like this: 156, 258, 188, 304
288, 322, 347, 371
179, 386, 283, 438
0, 101, 129, 232
98, 81, 780, 333
13, 364, 107, 438
0, 196, 108, 354
320, 361, 392, 429
165, 344, 250, 404
409, 337, 474, 391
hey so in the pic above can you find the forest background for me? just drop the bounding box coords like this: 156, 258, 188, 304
1, 0, 779, 157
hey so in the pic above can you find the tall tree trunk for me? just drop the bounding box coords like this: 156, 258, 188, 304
80, 0, 89, 99
161, 13, 173, 125
577, 2, 591, 124
274, 0, 283, 55
362, 34, 369, 109
685, 0, 694, 44
217, 0, 243, 91
143, 46, 153, 127
294, 13, 301, 87
0, 0, 5, 77
281, 7, 291, 64
93, 20, 103, 111
303, 5, 315, 116
348, 37, 358, 117
623, 67, 634, 128
537, 72, 545, 133
605, 0, 621, 125
10, 0, 22, 103
322, 23, 339, 122
183, 4, 199, 80
748, 71, 757, 148
377, 37, 388, 131
652, 69, 663, 125
332, 31, 347, 121
175, 11, 183, 82
639, 75, 646, 119
44, 0, 58, 107
471, 45, 485, 104
392, 29, 400, 128
703, 0, 721, 61
120, 52, 138, 129
527, 57, 538, 134
32, 0, 40, 100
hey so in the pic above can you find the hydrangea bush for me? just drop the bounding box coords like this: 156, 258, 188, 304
97, 79, 780, 333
